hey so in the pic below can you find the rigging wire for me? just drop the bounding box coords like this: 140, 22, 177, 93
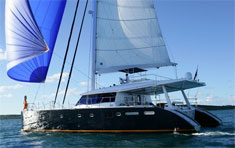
153, 0, 178, 79
32, 83, 41, 104
53, 52, 103, 88
62, 0, 89, 106
53, 0, 80, 107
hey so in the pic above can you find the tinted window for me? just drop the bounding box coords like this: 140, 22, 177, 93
76, 93, 116, 105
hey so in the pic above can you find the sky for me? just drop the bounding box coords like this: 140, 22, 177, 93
0, 0, 234, 115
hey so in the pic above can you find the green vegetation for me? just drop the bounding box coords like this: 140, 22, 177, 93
194, 105, 235, 110
0, 115, 21, 120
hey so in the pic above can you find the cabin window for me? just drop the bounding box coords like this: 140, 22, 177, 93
125, 112, 139, 116
77, 114, 82, 118
116, 112, 121, 117
76, 93, 116, 105
144, 111, 155, 115
89, 113, 94, 118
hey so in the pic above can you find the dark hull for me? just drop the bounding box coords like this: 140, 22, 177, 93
22, 107, 200, 133
194, 107, 222, 127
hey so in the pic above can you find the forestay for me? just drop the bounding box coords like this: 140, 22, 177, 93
5, 0, 66, 82
95, 0, 174, 74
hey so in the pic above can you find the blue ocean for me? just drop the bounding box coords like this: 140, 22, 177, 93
0, 109, 234, 148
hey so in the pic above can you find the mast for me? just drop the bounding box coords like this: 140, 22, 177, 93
91, 0, 97, 90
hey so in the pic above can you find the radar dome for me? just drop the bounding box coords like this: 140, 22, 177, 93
185, 72, 192, 80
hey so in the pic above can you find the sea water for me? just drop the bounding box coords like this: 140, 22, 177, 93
0, 109, 234, 148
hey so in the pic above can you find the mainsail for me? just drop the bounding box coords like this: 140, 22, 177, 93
5, 0, 66, 82
95, 0, 174, 74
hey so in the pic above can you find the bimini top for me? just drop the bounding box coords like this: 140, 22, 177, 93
82, 78, 206, 96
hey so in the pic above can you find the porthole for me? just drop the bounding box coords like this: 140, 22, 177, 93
60, 114, 63, 118
144, 111, 155, 115
116, 112, 121, 117
89, 113, 94, 118
78, 114, 82, 118
41, 115, 45, 120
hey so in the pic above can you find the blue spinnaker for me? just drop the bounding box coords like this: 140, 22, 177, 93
5, 0, 66, 82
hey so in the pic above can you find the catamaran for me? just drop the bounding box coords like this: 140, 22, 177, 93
5, 0, 221, 133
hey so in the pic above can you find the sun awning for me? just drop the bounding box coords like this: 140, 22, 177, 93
82, 78, 205, 96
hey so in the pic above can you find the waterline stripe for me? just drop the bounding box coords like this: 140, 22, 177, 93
23, 129, 196, 133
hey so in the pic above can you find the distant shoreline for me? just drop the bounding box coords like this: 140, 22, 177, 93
0, 114, 21, 120
1, 105, 234, 120
195, 105, 235, 110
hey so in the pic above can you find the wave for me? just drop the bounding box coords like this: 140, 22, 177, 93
192, 131, 235, 136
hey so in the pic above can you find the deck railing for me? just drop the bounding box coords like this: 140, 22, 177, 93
27, 101, 74, 110
128, 73, 172, 83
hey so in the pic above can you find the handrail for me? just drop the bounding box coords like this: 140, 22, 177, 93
27, 101, 74, 110
128, 73, 172, 83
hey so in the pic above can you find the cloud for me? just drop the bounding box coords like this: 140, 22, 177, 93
41, 88, 83, 99
227, 95, 235, 105
196, 91, 235, 106
0, 84, 23, 93
0, 93, 13, 98
0, 48, 7, 60
79, 81, 88, 86
45, 72, 69, 83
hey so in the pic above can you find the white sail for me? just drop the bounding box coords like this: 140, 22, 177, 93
95, 0, 174, 74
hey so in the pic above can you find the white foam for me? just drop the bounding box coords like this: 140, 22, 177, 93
192, 131, 235, 136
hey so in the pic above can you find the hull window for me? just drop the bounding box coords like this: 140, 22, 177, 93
77, 114, 82, 118
60, 114, 63, 118
116, 112, 121, 117
89, 113, 94, 118
144, 111, 155, 115
125, 112, 139, 116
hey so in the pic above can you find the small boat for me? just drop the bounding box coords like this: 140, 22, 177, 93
5, 0, 221, 133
